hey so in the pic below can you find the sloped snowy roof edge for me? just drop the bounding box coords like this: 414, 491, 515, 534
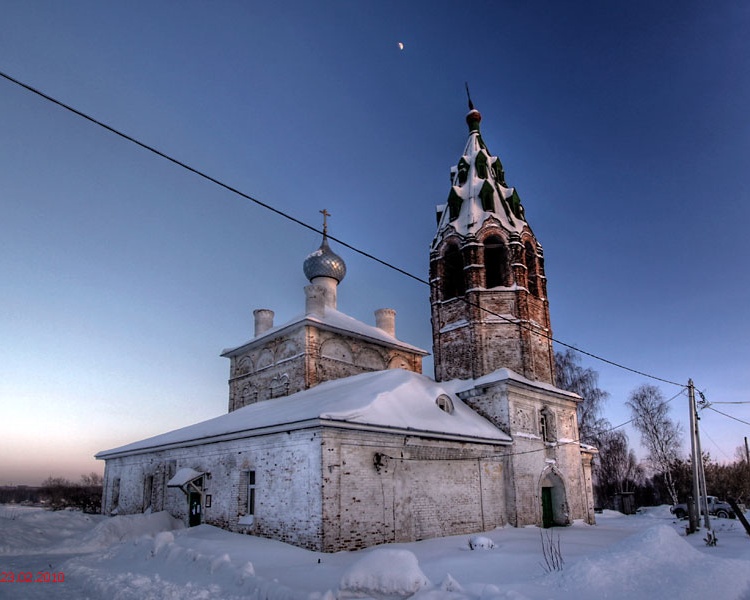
96, 370, 511, 460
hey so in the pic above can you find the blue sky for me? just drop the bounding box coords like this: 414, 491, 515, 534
1, 1, 748, 485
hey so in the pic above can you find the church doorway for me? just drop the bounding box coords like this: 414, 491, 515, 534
188, 491, 202, 527
541, 488, 554, 528
540, 469, 568, 527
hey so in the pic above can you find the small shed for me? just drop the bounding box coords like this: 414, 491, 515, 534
613, 492, 636, 515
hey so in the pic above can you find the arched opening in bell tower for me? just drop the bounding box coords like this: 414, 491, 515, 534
442, 244, 466, 300
484, 235, 509, 288
524, 241, 539, 297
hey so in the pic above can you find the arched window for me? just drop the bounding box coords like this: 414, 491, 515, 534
436, 394, 454, 414
484, 235, 509, 288
524, 241, 539, 297
442, 244, 465, 300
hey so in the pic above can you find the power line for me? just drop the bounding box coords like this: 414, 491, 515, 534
0, 68, 686, 388
698, 426, 733, 461
705, 406, 750, 428
709, 401, 750, 405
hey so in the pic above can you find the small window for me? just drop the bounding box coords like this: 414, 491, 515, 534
492, 158, 506, 186
475, 151, 488, 179
447, 188, 462, 221
436, 394, 454, 414
143, 475, 153, 511
540, 407, 556, 442
479, 180, 495, 212
247, 470, 256, 516
457, 157, 469, 185
112, 477, 120, 508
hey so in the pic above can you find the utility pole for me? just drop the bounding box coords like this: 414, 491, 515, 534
687, 380, 700, 533
694, 385, 711, 532
745, 436, 749, 465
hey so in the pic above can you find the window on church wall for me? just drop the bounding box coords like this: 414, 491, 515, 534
539, 407, 556, 442
248, 471, 256, 515
143, 475, 153, 512
112, 477, 120, 508
442, 245, 465, 300
241, 470, 256, 516
484, 236, 509, 288
524, 241, 539, 297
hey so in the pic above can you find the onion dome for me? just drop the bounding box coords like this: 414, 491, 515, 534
303, 235, 347, 283
466, 108, 482, 131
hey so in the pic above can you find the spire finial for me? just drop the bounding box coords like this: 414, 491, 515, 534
465, 82, 474, 111
464, 84, 481, 131
319, 208, 331, 236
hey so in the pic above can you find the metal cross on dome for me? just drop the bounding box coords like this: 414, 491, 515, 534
320, 208, 331, 236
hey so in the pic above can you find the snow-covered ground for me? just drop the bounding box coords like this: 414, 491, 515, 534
2, 504, 750, 600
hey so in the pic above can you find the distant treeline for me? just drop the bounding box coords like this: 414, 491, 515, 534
0, 473, 103, 513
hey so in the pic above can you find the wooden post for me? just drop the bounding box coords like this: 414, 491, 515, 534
728, 499, 750, 537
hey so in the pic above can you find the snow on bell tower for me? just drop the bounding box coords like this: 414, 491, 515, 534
429, 95, 554, 384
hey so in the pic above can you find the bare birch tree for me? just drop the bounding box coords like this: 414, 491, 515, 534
554, 349, 610, 444
626, 384, 682, 505
595, 429, 644, 499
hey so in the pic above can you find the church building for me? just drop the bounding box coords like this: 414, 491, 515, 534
97, 101, 596, 552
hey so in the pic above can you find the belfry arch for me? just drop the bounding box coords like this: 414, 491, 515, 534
483, 235, 510, 288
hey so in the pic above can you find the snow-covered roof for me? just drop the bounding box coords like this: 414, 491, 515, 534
222, 307, 428, 357
166, 468, 204, 487
447, 367, 582, 402
96, 369, 511, 459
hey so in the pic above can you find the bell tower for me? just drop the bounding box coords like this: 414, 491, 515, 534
429, 98, 554, 384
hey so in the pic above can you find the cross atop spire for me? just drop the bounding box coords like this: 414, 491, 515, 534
465, 82, 474, 111
464, 84, 482, 131
320, 208, 331, 236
